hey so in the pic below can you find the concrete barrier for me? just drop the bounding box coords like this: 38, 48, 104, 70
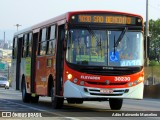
144, 84, 160, 99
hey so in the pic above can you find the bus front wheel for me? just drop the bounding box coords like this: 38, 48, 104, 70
51, 87, 64, 109
109, 98, 123, 110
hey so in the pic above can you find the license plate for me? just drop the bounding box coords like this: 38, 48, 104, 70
100, 89, 113, 94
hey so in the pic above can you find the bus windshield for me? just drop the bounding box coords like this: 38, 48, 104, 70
66, 27, 143, 67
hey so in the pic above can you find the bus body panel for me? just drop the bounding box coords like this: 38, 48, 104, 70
35, 56, 55, 96
20, 58, 26, 91
35, 56, 47, 95
24, 57, 32, 93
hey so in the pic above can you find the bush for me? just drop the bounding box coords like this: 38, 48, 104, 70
149, 60, 159, 66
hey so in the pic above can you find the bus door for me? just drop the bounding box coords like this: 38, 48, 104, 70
30, 31, 39, 94
55, 25, 65, 96
16, 35, 23, 90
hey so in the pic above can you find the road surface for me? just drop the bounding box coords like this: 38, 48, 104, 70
0, 87, 160, 120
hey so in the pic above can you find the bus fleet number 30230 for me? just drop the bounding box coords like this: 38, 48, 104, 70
114, 77, 131, 82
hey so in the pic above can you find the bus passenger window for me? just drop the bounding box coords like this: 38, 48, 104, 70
46, 25, 56, 55
39, 28, 47, 55
23, 34, 28, 57
25, 34, 28, 57
50, 25, 56, 39
12, 37, 17, 59
21, 36, 25, 58
28, 33, 32, 56
40, 42, 46, 55
48, 40, 56, 54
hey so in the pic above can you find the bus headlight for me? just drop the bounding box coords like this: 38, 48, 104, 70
133, 77, 144, 85
138, 76, 144, 82
67, 74, 72, 80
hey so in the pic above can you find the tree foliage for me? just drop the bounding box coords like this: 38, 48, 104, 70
145, 19, 160, 61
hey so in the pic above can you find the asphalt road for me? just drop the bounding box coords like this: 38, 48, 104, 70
0, 87, 160, 120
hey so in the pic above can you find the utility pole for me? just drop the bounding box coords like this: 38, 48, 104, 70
146, 0, 149, 38
14, 24, 22, 31
145, 0, 149, 66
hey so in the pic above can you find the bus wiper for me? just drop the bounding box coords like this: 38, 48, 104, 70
115, 27, 128, 47
86, 27, 102, 47
113, 35, 116, 56
86, 27, 98, 42
99, 36, 103, 56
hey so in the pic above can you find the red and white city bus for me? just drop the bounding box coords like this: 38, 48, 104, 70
11, 11, 144, 110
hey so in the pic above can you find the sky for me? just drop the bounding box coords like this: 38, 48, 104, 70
0, 0, 160, 40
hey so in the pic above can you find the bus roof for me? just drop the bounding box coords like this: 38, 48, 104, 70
14, 13, 67, 36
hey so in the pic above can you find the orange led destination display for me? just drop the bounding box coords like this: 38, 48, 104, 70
77, 15, 136, 24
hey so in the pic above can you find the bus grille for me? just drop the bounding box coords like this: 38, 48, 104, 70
85, 88, 129, 97
90, 93, 123, 96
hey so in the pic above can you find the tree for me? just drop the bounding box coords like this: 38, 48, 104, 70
145, 19, 160, 61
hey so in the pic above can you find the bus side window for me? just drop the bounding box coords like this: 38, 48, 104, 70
25, 34, 29, 57
23, 34, 27, 57
21, 35, 24, 58
12, 37, 17, 59
28, 33, 32, 57
38, 28, 47, 56
25, 33, 32, 57
46, 25, 56, 55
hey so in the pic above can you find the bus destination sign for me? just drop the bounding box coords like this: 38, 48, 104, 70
71, 14, 138, 25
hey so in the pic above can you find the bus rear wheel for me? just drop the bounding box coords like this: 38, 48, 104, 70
22, 80, 31, 103
109, 98, 123, 110
51, 87, 64, 109
30, 96, 39, 103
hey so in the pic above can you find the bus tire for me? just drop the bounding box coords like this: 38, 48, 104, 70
51, 87, 64, 109
109, 98, 123, 110
67, 98, 76, 104
30, 96, 39, 103
22, 80, 31, 103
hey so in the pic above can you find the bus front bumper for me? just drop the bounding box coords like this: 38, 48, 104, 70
64, 80, 144, 99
